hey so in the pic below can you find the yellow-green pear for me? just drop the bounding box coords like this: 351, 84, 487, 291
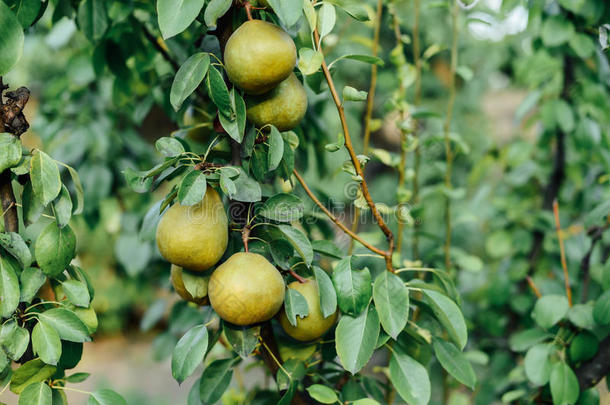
208, 252, 285, 325
171, 265, 210, 305
156, 188, 228, 272
246, 74, 308, 131
279, 280, 338, 341
224, 20, 296, 94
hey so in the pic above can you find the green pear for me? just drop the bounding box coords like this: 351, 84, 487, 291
156, 188, 228, 272
209, 252, 285, 325
279, 279, 338, 341
246, 73, 308, 131
171, 265, 210, 305
224, 20, 296, 95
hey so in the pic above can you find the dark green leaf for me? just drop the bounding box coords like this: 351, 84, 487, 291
259, 193, 304, 222
372, 271, 409, 339
0, 133, 22, 172
432, 339, 476, 390
155, 137, 186, 157
0, 321, 29, 360
313, 266, 337, 318
206, 66, 233, 117
277, 225, 313, 265
284, 287, 309, 326
172, 324, 209, 384
332, 257, 372, 316
53, 185, 72, 228
32, 321, 62, 366
389, 347, 431, 405
20, 267, 46, 303
30, 150, 61, 206
312, 240, 343, 259
203, 0, 232, 28
421, 289, 467, 350
37, 308, 91, 343
34, 222, 76, 277
267, 0, 303, 27
170, 53, 210, 111
178, 170, 207, 206
0, 232, 32, 269
0, 2, 24, 75
0, 256, 19, 318
593, 291, 610, 325
223, 323, 259, 358
306, 385, 338, 404
199, 358, 234, 403
9, 359, 56, 395
335, 305, 380, 374
268, 126, 284, 171
77, 0, 108, 41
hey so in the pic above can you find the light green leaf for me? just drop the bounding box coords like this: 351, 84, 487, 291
20, 267, 46, 303
0, 2, 25, 75
268, 126, 284, 171
550, 362, 579, 405
87, 389, 127, 405
0, 232, 32, 269
30, 150, 61, 206
317, 3, 336, 39
199, 358, 234, 403
223, 323, 259, 359
335, 305, 379, 374
313, 266, 337, 318
18, 381, 52, 405
332, 257, 371, 316
9, 359, 56, 394
372, 271, 409, 339
37, 308, 91, 343
277, 225, 313, 265
32, 321, 62, 366
284, 287, 309, 326
203, 0, 231, 28
259, 193, 304, 222
298, 48, 323, 75
0, 133, 22, 172
34, 222, 76, 277
343, 86, 368, 102
77, 0, 108, 41
0, 256, 19, 318
306, 385, 338, 404
389, 347, 431, 405
267, 0, 303, 27
170, 53, 210, 111
53, 185, 72, 228
157, 0, 205, 39
61, 279, 90, 308
177, 170, 207, 206
524, 343, 552, 386
421, 289, 467, 350
171, 324, 209, 384
532, 294, 569, 329
432, 339, 476, 390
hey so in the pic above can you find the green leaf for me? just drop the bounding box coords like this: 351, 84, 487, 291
343, 86, 368, 102
53, 185, 72, 228
332, 257, 372, 316
77, 0, 108, 42
0, 133, 22, 172
114, 233, 152, 277
306, 385, 338, 404
259, 193, 304, 222
335, 305, 380, 374
230, 169, 261, 202
352, 400, 380, 405
313, 266, 337, 318
170, 53, 210, 111
87, 389, 127, 405
0, 321, 28, 360
20, 267, 46, 303
532, 294, 569, 329
389, 347, 431, 405
223, 323, 259, 359
317, 3, 336, 39
432, 339, 476, 390
372, 271, 409, 339
199, 358, 234, 403
569, 331, 598, 362
312, 240, 343, 259
9, 359, 56, 395
61, 279, 90, 308
284, 287, 309, 326
30, 150, 61, 206
18, 382, 52, 405
63, 164, 84, 215
267, 0, 303, 27
32, 321, 62, 366
302, 0, 316, 30
541, 16, 574, 47
421, 289, 467, 350
37, 308, 91, 343
331, 54, 384, 66
524, 343, 552, 386
550, 362, 579, 405
22, 182, 44, 225
508, 328, 552, 352
177, 170, 207, 206
277, 225, 313, 265
34, 222, 76, 277
268, 126, 284, 171
10, 0, 42, 28
593, 290, 610, 325
0, 256, 19, 318
203, 0, 231, 28
585, 200, 610, 228
326, 0, 369, 21
172, 324, 209, 384
0, 232, 32, 269
206, 66, 233, 117
157, 0, 205, 39
568, 304, 596, 330
0, 1, 24, 75
155, 137, 185, 157
64, 372, 90, 383
298, 48, 323, 75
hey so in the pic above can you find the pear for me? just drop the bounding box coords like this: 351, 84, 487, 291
156, 188, 228, 272
208, 252, 285, 325
182, 104, 214, 143
171, 265, 210, 305
224, 20, 296, 95
279, 279, 338, 341
246, 73, 308, 131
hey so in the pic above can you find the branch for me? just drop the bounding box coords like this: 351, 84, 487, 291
580, 222, 609, 302
139, 23, 180, 72
293, 169, 387, 258
0, 171, 18, 233
411, 0, 422, 261
313, 24, 394, 271
576, 335, 610, 390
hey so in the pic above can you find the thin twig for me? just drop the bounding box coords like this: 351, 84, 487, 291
553, 200, 572, 306
411, 0, 422, 261
526, 276, 542, 299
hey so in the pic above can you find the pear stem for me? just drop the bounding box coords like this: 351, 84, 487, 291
244, 2, 254, 21
242, 225, 251, 252
288, 269, 307, 284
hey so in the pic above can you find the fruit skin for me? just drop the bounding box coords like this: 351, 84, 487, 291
171, 265, 210, 305
156, 188, 228, 272
246, 73, 308, 131
224, 20, 296, 95
279, 279, 338, 341
209, 252, 285, 326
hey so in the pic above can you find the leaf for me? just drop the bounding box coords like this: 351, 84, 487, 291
206, 66, 233, 117
524, 344, 552, 386
593, 290, 610, 325
18, 382, 52, 405
177, 170, 207, 206
332, 257, 372, 316
277, 225, 313, 265
52, 185, 72, 228
230, 169, 262, 202
203, 0, 231, 28
9, 359, 56, 395
298, 48, 323, 75
284, 288, 309, 326
61, 279, 90, 308
568, 304, 596, 330
421, 289, 467, 350
302, 0, 316, 30
32, 321, 62, 366
343, 86, 368, 102
63, 164, 84, 215
541, 16, 574, 47
313, 266, 337, 318
532, 294, 569, 329
10, 0, 42, 28
267, 0, 303, 27
312, 240, 343, 259
156, 137, 186, 157
372, 271, 409, 339
0, 321, 29, 360
306, 385, 338, 404
259, 193, 304, 222
508, 329, 552, 352
0, 232, 32, 269
172, 324, 209, 384
388, 347, 431, 405
30, 150, 61, 206
34, 222, 76, 277
0, 256, 19, 318
87, 389, 127, 405
218, 88, 246, 143
77, 0, 108, 41
332, 54, 384, 66
432, 339, 476, 390
0, 133, 22, 172
170, 53, 210, 111
20, 267, 46, 303
140, 299, 166, 332
335, 305, 380, 374
65, 372, 90, 383
550, 362, 579, 405
317, 3, 336, 39
199, 358, 234, 403
0, 1, 25, 75
37, 308, 91, 343
268, 126, 284, 171
223, 323, 259, 358
114, 233, 152, 277
157, 0, 205, 39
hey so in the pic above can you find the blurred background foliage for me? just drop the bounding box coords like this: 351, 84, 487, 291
3, 0, 610, 403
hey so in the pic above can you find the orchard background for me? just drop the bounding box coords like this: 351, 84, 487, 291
0, 0, 609, 404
